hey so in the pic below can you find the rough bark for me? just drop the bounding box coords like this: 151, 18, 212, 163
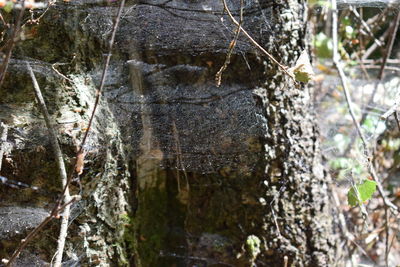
0, 0, 340, 266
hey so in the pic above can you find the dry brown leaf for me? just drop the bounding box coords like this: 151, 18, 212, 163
76, 151, 86, 175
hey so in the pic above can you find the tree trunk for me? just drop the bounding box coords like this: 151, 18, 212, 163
0, 0, 340, 266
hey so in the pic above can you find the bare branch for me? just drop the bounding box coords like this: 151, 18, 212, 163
0, 122, 8, 172
381, 98, 400, 121
26, 62, 71, 267
54, 0, 126, 212
0, 0, 26, 89
350, 6, 383, 48
4, 195, 80, 267
215, 0, 244, 87
220, 0, 296, 83
377, 11, 400, 80
79, 0, 126, 152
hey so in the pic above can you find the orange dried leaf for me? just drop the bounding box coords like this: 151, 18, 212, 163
76, 151, 86, 175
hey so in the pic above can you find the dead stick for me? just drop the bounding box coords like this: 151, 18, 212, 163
377, 12, 400, 120
79, 0, 126, 152
4, 195, 80, 267
0, 122, 8, 172
342, 4, 400, 156
362, 10, 400, 123
221, 0, 296, 82
394, 112, 400, 131
349, 6, 383, 48
377, 11, 400, 80
0, 0, 25, 89
215, 0, 244, 87
4, 0, 126, 264
54, 0, 126, 212
26, 62, 71, 267
381, 98, 400, 120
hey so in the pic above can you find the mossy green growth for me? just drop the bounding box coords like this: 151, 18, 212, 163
133, 168, 192, 266
246, 235, 261, 260
119, 213, 135, 265
134, 185, 169, 266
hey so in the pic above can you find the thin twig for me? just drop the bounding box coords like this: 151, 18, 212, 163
384, 207, 390, 267
4, 195, 80, 267
332, 7, 398, 264
215, 0, 243, 87
394, 112, 400, 131
220, 0, 296, 82
4, 1, 126, 265
331, 186, 376, 263
342, 10, 400, 156
331, 0, 399, 213
381, 96, 400, 121
361, 59, 400, 65
361, 28, 390, 61
26, 62, 71, 267
377, 11, 400, 81
283, 256, 288, 267
349, 6, 383, 48
0, 1, 53, 54
360, 65, 400, 73
0, 122, 8, 172
0, 0, 26, 89
52, 62, 73, 82
376, 12, 400, 121
79, 0, 125, 152
172, 121, 189, 193
55, 0, 126, 211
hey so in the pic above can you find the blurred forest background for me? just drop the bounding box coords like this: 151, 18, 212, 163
0, 0, 399, 266
313, 0, 400, 265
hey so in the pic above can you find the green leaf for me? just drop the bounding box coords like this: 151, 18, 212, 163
329, 157, 351, 170
246, 235, 261, 259
314, 32, 333, 58
289, 50, 314, 83
347, 179, 377, 206
3, 1, 14, 13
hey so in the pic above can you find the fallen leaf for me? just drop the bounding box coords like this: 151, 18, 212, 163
76, 151, 86, 175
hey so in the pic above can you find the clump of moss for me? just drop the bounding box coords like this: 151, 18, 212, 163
246, 235, 261, 261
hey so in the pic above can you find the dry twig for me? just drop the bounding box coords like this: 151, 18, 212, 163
6, 1, 126, 264
55, 0, 126, 210
394, 112, 400, 131
4, 195, 81, 267
350, 6, 383, 48
377, 12, 400, 121
0, 0, 26, 89
79, 0, 125, 151
220, 0, 296, 82
0, 122, 8, 172
377, 11, 400, 80
26, 62, 71, 267
342, 9, 400, 156
215, 0, 243, 87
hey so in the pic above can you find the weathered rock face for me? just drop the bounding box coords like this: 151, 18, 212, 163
1, 0, 339, 266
